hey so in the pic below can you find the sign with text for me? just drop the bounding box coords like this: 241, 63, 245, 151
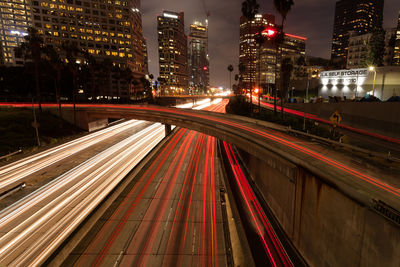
321, 68, 368, 79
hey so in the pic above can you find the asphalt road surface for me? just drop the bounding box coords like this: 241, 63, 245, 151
65, 101, 230, 267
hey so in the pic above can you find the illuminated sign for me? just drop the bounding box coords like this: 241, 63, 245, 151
320, 68, 370, 99
320, 69, 368, 78
163, 13, 179, 19
262, 28, 277, 38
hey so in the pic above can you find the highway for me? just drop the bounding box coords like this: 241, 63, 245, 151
7, 101, 397, 203
0, 99, 226, 266
0, 99, 398, 265
66, 100, 232, 266
64, 99, 294, 267
0, 119, 153, 195
0, 122, 166, 266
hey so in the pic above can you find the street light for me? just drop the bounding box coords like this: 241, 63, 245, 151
369, 66, 377, 97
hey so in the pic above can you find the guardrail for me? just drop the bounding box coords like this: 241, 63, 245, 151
0, 149, 22, 161
286, 127, 400, 163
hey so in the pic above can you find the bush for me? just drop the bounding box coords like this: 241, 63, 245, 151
225, 96, 252, 116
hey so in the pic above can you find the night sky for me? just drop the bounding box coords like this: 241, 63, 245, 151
141, 0, 400, 88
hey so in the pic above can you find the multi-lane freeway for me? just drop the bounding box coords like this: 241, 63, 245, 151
0, 98, 398, 266
0, 121, 166, 266
64, 100, 235, 266
0, 119, 153, 195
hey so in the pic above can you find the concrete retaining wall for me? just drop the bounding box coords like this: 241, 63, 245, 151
285, 102, 400, 139
239, 148, 400, 267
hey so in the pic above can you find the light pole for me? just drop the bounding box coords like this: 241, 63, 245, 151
369, 66, 377, 97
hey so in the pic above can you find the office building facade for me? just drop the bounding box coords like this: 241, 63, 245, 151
239, 14, 275, 90
0, 0, 32, 65
1, 0, 147, 100
347, 28, 396, 68
331, 0, 384, 66
188, 21, 209, 94
157, 11, 188, 95
240, 14, 306, 92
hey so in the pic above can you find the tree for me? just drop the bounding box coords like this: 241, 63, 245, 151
273, 0, 294, 115
121, 67, 134, 102
242, 0, 259, 103
16, 27, 45, 111
227, 64, 234, 90
367, 27, 386, 67
386, 33, 396, 66
62, 41, 81, 126
112, 65, 122, 101
238, 62, 246, 90
101, 58, 113, 99
255, 27, 266, 93
45, 46, 64, 125
280, 57, 293, 118
82, 52, 98, 101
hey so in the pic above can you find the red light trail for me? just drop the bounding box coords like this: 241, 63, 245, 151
75, 100, 229, 266
2, 102, 397, 197
223, 141, 293, 267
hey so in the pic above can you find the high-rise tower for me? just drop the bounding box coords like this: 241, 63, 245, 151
331, 0, 384, 66
157, 11, 188, 95
188, 21, 209, 94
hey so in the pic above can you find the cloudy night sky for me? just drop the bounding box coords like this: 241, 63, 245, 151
141, 0, 400, 88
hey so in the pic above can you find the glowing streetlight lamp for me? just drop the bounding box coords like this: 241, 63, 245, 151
369, 66, 377, 96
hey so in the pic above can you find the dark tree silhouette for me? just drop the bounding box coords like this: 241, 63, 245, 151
227, 64, 234, 90
16, 27, 45, 111
242, 0, 259, 103
273, 0, 294, 115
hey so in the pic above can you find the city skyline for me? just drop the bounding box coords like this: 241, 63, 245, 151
142, 0, 400, 87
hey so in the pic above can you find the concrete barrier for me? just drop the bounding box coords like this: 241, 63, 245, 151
285, 102, 400, 139
238, 148, 400, 267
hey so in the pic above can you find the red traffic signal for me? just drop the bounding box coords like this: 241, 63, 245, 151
262, 28, 277, 38
203, 66, 208, 71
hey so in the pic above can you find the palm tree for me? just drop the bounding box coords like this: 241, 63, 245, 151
227, 64, 234, 90
255, 27, 265, 93
62, 41, 81, 126
238, 62, 246, 92
112, 65, 122, 101
280, 57, 293, 118
242, 0, 259, 103
83, 52, 98, 101
17, 27, 44, 111
121, 67, 134, 102
273, 0, 294, 116
45, 46, 64, 125
102, 58, 113, 100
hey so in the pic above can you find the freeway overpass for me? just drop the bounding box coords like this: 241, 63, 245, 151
154, 95, 231, 106
56, 103, 400, 267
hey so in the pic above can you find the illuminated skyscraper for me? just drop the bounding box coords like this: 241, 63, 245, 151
0, 0, 32, 65
188, 21, 209, 94
240, 14, 275, 90
157, 11, 188, 95
27, 0, 146, 100
331, 0, 384, 66
240, 14, 306, 91
30, 0, 145, 68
